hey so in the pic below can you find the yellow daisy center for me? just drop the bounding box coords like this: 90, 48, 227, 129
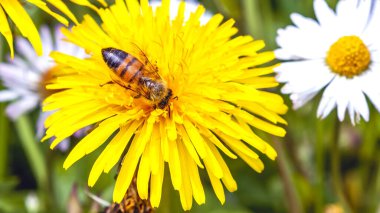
326, 36, 370, 78
38, 66, 62, 99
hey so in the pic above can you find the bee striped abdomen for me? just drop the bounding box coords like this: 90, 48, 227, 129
101, 47, 174, 111
102, 48, 143, 82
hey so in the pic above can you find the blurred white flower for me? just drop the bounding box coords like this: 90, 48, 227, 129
150, 0, 212, 23
0, 25, 86, 147
275, 0, 380, 124
25, 192, 39, 213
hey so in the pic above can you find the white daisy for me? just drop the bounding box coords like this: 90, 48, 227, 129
275, 0, 380, 124
0, 25, 86, 142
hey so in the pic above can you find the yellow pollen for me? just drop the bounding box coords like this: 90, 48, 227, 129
326, 36, 370, 78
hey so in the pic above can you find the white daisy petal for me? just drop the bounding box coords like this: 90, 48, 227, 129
5, 95, 39, 120
33, 27, 55, 72
55, 26, 64, 50
360, 65, 380, 112
276, 60, 334, 92
276, 60, 335, 109
55, 26, 88, 59
275, 24, 327, 59
290, 13, 320, 29
274, 48, 302, 60
35, 57, 55, 72
356, 0, 372, 31
40, 25, 54, 56
55, 138, 70, 152
371, 49, 380, 62
336, 0, 357, 33
319, 77, 347, 121
0, 90, 19, 102
36, 111, 52, 139
353, 91, 369, 122
317, 74, 371, 124
335, 81, 349, 121
0, 64, 40, 89
359, 0, 380, 48
15, 38, 38, 66
317, 90, 337, 119
290, 91, 318, 109
337, 0, 371, 34
9, 56, 30, 70
347, 79, 369, 123
347, 102, 355, 124
314, 0, 336, 27
336, 0, 357, 18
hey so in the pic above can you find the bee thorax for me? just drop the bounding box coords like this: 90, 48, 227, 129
140, 77, 166, 101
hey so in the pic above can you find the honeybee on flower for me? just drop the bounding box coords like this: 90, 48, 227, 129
101, 47, 174, 112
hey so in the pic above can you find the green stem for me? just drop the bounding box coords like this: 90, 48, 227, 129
259, 0, 277, 48
15, 115, 50, 210
368, 152, 380, 213
359, 110, 377, 211
359, 111, 380, 213
15, 115, 48, 188
0, 103, 8, 179
315, 119, 325, 213
241, 0, 263, 39
331, 118, 351, 212
274, 140, 303, 213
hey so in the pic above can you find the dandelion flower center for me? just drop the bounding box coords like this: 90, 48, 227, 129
326, 36, 370, 78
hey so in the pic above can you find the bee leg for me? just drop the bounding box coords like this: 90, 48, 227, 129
100, 81, 114, 87
122, 85, 142, 99
133, 94, 142, 99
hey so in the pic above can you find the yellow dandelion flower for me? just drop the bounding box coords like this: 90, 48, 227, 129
0, 0, 106, 58
42, 0, 288, 210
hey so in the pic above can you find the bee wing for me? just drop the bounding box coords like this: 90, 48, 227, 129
108, 70, 153, 100
107, 71, 138, 94
124, 42, 161, 80
108, 71, 130, 88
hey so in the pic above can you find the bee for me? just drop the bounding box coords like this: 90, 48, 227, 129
101, 47, 173, 111
104, 176, 153, 213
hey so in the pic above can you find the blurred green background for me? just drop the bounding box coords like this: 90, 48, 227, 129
1, 0, 380, 212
